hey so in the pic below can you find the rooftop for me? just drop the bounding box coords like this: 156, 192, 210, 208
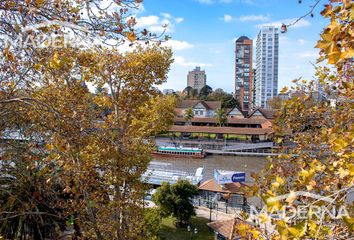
176, 100, 221, 110
169, 125, 274, 135
198, 179, 248, 194
207, 217, 259, 240
174, 117, 271, 126
236, 36, 250, 42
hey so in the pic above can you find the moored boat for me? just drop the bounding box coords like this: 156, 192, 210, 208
153, 146, 205, 159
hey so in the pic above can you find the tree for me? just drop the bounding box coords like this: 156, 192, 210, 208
0, 0, 176, 239
220, 94, 240, 109
0, 145, 68, 239
266, 96, 284, 110
215, 108, 228, 127
184, 108, 194, 125
141, 208, 162, 240
182, 86, 198, 99
198, 85, 213, 99
208, 88, 226, 100
236, 1, 354, 239
206, 89, 240, 109
152, 180, 198, 227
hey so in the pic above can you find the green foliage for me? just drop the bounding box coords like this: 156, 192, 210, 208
142, 208, 162, 240
198, 85, 213, 98
220, 94, 240, 109
158, 216, 214, 240
180, 87, 240, 109
184, 108, 194, 125
182, 86, 198, 99
152, 180, 198, 227
215, 108, 228, 127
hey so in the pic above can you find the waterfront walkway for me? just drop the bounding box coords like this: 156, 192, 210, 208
155, 138, 285, 156
205, 149, 280, 156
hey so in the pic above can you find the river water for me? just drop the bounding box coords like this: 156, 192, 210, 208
151, 154, 268, 183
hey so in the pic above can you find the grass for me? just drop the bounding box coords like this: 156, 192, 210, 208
158, 216, 214, 240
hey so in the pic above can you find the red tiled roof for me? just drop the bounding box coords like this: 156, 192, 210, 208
176, 100, 221, 110
249, 108, 276, 119
207, 217, 260, 240
203, 101, 222, 109
198, 179, 248, 194
169, 125, 274, 135
208, 218, 238, 239
173, 117, 271, 126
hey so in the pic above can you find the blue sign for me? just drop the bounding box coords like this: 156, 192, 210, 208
231, 172, 246, 182
214, 170, 246, 184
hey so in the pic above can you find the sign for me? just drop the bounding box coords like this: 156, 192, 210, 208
214, 170, 246, 184
231, 172, 246, 182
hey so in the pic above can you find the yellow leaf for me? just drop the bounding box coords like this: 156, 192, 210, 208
126, 32, 136, 42
343, 216, 354, 231
288, 227, 300, 237
340, 48, 354, 59
36, 0, 43, 6
338, 167, 349, 178
328, 51, 341, 64
333, 138, 349, 151
34, 63, 41, 71
46, 143, 54, 151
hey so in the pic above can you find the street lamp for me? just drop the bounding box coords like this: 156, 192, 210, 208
187, 225, 198, 240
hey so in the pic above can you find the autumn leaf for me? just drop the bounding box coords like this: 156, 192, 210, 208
126, 31, 136, 42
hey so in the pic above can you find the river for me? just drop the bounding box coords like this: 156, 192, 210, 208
151, 154, 268, 183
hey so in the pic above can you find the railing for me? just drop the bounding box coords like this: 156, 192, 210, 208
222, 142, 274, 151
192, 196, 252, 214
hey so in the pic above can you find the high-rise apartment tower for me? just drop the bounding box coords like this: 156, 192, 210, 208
255, 26, 279, 107
234, 36, 253, 111
187, 66, 207, 92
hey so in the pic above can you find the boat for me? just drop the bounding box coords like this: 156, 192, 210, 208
141, 167, 204, 186
153, 146, 205, 159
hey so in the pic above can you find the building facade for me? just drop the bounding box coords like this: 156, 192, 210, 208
187, 66, 207, 92
234, 36, 253, 111
252, 68, 257, 108
255, 26, 279, 108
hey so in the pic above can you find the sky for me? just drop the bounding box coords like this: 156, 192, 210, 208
134, 0, 329, 93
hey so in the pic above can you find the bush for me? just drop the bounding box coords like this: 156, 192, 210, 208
152, 180, 198, 227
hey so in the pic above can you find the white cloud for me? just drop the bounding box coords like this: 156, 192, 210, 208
161, 13, 172, 19
223, 14, 234, 23
162, 40, 194, 50
222, 14, 270, 23
135, 13, 184, 33
174, 56, 212, 67
131, 3, 145, 14
256, 18, 310, 29
175, 17, 184, 24
239, 14, 270, 22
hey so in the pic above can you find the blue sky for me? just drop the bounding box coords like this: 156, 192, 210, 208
135, 0, 329, 93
